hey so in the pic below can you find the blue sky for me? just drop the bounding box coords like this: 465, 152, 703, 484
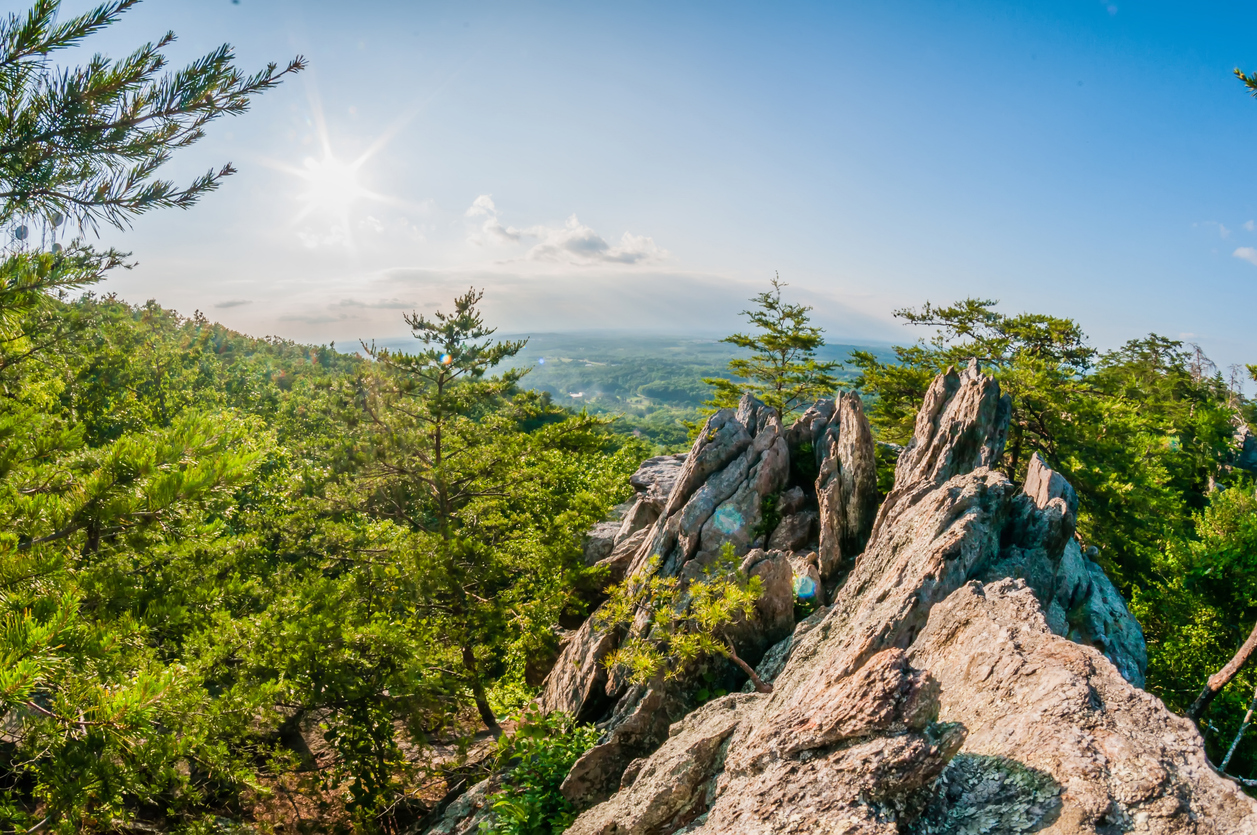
46, 0, 1257, 376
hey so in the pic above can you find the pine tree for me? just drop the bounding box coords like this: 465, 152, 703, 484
361, 290, 615, 735
703, 274, 839, 421
0, 3, 300, 828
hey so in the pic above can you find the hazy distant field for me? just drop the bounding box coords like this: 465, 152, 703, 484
382, 333, 893, 449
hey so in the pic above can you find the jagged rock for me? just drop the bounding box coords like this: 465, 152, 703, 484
870, 358, 1010, 544
910, 579, 1256, 833
776, 485, 807, 516
766, 509, 817, 552
583, 521, 621, 566
974, 452, 1147, 686
560, 686, 683, 808
727, 549, 795, 658
630, 454, 688, 498
594, 526, 650, 588
560, 362, 1255, 835
1234, 418, 1257, 474
814, 392, 878, 581
741, 603, 829, 692
1067, 556, 1148, 687
542, 395, 791, 727
538, 618, 618, 722
568, 650, 963, 835
617, 454, 688, 538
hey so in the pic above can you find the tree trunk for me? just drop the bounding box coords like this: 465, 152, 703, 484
1188, 617, 1257, 721
462, 643, 501, 735
725, 638, 773, 694
1220, 682, 1257, 771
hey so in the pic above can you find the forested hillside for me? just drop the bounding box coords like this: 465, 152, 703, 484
375, 333, 895, 449
5, 2, 1257, 833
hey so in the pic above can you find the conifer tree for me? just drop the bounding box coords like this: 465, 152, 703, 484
361, 290, 613, 735
703, 274, 839, 421
0, 3, 301, 828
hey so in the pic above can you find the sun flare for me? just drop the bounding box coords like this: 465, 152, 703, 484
297, 155, 365, 217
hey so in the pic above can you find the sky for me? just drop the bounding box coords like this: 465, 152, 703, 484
38, 0, 1257, 376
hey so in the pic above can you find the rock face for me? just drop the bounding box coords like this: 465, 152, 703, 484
909, 579, 1256, 834
1234, 417, 1257, 474
532, 397, 801, 811
813, 393, 879, 583
559, 361, 1255, 835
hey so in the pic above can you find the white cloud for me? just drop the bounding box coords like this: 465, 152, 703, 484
463, 197, 665, 265
1245, 220, 1255, 232
465, 194, 497, 218
526, 215, 665, 264
465, 194, 523, 245
1221, 223, 1232, 239
1233, 246, 1257, 266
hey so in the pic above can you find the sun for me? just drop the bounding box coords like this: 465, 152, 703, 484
297, 154, 366, 217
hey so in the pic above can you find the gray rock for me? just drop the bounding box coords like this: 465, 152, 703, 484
615, 454, 687, 542
1065, 559, 1148, 687
563, 362, 1245, 835
766, 510, 817, 552
776, 485, 807, 516
910, 579, 1255, 834
1234, 418, 1257, 473
975, 452, 1146, 687
593, 526, 650, 588
741, 603, 829, 692
630, 454, 687, 498
538, 395, 797, 792
583, 521, 620, 566
813, 392, 878, 581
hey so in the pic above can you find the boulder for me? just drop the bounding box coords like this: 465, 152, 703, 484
583, 521, 620, 566
775, 485, 807, 516
617, 454, 688, 539
766, 510, 817, 552
910, 579, 1255, 833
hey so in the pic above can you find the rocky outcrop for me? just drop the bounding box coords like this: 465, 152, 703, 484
910, 579, 1255, 833
430, 361, 1250, 835
1233, 417, 1257, 474
813, 393, 879, 583
529, 397, 799, 814
975, 452, 1147, 686
540, 399, 790, 723
559, 361, 1254, 835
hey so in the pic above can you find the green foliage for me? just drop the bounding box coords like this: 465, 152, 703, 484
597, 544, 762, 686
357, 289, 629, 743
848, 299, 1236, 588
1132, 482, 1257, 776
851, 296, 1257, 783
702, 275, 840, 423
480, 707, 599, 835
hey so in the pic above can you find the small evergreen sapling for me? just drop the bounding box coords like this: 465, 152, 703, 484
703, 274, 839, 423
596, 543, 774, 694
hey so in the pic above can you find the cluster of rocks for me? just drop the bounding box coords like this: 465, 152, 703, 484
426, 361, 1257, 834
